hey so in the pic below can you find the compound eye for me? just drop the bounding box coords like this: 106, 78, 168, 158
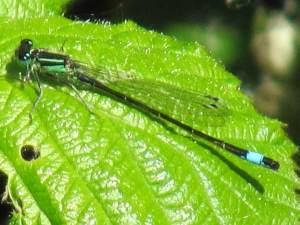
21, 39, 33, 47
17, 39, 33, 61
22, 52, 30, 60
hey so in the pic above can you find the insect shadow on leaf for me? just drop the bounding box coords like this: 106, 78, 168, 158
194, 140, 265, 194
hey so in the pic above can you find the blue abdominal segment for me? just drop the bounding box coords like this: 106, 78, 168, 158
245, 151, 264, 166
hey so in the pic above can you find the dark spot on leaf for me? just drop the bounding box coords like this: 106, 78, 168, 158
21, 145, 40, 161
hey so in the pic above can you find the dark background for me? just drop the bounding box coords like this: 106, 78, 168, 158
1, 0, 300, 223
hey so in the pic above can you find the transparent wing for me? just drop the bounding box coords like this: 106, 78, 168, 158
74, 61, 229, 129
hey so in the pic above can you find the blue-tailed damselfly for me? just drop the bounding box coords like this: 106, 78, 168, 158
15, 39, 280, 170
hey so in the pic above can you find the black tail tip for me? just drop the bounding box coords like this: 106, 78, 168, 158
263, 157, 280, 170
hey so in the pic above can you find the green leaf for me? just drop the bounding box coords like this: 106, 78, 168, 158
0, 0, 71, 18
0, 1, 299, 225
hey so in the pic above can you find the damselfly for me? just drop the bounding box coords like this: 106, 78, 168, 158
15, 39, 280, 170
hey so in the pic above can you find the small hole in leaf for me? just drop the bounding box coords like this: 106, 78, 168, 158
20, 145, 40, 161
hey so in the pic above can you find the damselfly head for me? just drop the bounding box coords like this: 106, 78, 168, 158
16, 39, 33, 62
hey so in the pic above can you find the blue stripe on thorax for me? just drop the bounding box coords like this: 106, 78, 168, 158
38, 57, 65, 66
42, 65, 67, 73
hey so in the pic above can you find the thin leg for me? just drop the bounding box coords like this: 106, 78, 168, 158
67, 82, 94, 113
29, 70, 43, 123
24, 63, 31, 82
24, 58, 37, 82
60, 39, 67, 52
